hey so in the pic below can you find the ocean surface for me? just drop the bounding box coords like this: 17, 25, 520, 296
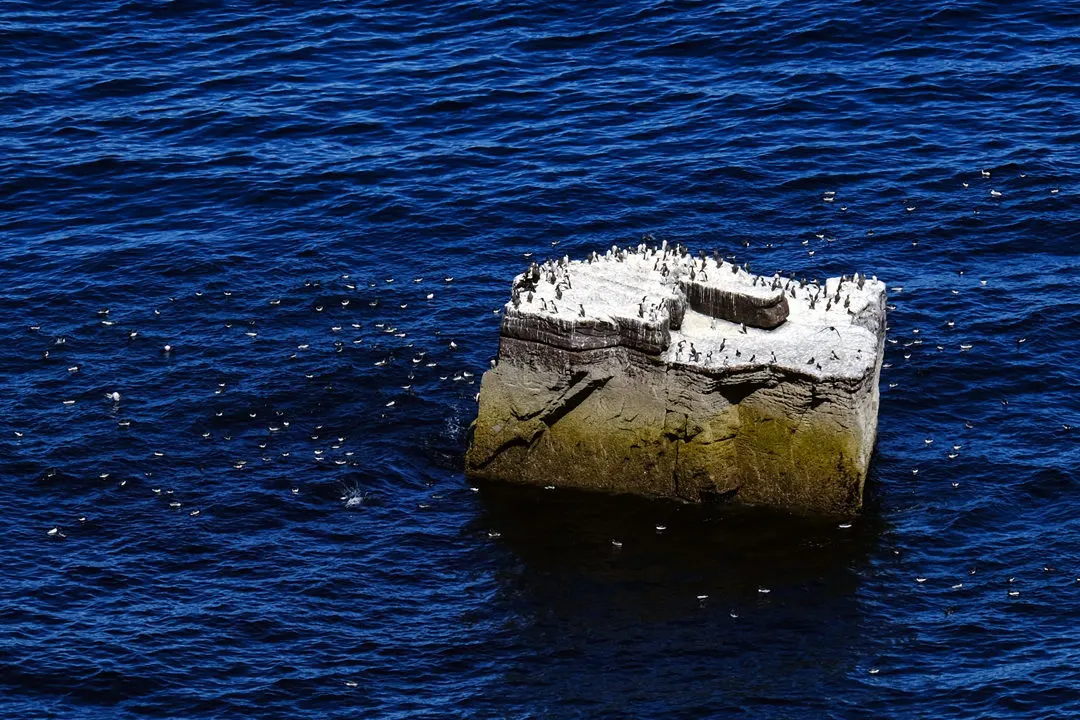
2, 1, 1079, 717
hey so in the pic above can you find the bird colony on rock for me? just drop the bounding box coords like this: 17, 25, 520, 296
466, 241, 888, 515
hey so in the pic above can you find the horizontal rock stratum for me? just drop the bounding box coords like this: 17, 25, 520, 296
465, 242, 887, 515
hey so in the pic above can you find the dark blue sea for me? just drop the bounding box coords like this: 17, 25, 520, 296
2, 1, 1080, 717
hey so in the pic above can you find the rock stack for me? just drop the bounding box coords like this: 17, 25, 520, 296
465, 241, 887, 515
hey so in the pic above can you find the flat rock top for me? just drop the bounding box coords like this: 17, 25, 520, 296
502, 243, 886, 381
666, 278, 882, 380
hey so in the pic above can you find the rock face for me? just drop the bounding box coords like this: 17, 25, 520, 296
465, 242, 887, 515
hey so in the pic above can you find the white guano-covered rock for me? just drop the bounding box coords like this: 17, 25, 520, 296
466, 242, 887, 515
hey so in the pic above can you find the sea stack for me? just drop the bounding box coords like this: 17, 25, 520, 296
465, 242, 887, 515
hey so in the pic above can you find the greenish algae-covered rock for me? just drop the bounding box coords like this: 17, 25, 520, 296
465, 242, 886, 515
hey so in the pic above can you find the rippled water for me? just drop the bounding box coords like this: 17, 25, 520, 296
2, 1, 1080, 717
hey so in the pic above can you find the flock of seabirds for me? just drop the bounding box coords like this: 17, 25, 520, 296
14, 169, 1075, 642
